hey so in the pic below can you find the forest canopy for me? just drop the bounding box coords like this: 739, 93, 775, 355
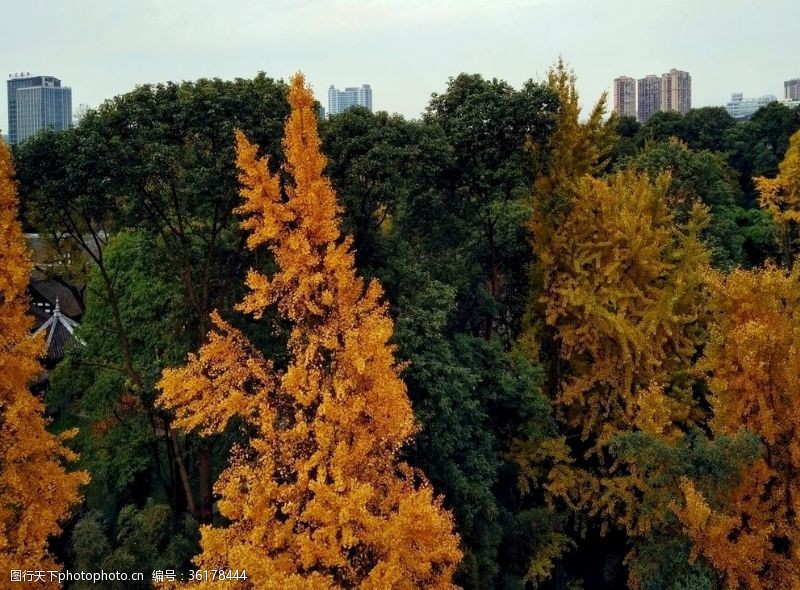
4, 64, 800, 589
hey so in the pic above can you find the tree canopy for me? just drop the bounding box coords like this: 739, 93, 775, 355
0, 139, 88, 581
157, 74, 461, 588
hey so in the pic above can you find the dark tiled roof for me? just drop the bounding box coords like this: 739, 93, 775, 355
45, 319, 78, 361
29, 278, 83, 318
24, 232, 103, 267
32, 302, 82, 364
30, 305, 50, 331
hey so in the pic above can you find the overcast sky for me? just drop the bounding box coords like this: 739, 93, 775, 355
2, 0, 799, 133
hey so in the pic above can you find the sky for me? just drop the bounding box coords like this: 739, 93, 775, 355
2, 0, 799, 133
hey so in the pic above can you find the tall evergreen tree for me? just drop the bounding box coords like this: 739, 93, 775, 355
675, 266, 800, 589
755, 129, 800, 263
158, 74, 461, 588
0, 139, 88, 580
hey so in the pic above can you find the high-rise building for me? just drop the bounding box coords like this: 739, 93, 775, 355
725, 93, 777, 119
786, 79, 800, 101
637, 75, 662, 123
613, 76, 637, 118
6, 73, 72, 144
661, 69, 691, 115
327, 84, 372, 116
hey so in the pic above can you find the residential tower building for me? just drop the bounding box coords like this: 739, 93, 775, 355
613, 76, 637, 118
661, 69, 692, 115
637, 75, 662, 123
785, 78, 800, 101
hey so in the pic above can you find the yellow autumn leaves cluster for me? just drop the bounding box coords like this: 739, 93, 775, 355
0, 139, 88, 585
156, 75, 461, 589
526, 89, 800, 587
673, 266, 800, 589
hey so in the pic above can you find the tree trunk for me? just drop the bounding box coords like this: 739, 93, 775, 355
198, 442, 214, 524
170, 428, 197, 519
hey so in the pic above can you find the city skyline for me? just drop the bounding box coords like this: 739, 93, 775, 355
1, 0, 799, 134
615, 68, 692, 122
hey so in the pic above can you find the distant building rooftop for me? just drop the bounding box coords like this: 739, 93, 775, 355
725, 93, 777, 119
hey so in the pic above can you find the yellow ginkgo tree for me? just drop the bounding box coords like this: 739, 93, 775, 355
756, 129, 800, 263
0, 138, 88, 582
674, 266, 800, 590
157, 74, 461, 589
520, 166, 712, 538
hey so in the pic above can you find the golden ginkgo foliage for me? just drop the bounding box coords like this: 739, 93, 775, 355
532, 169, 712, 538
157, 74, 461, 589
755, 129, 800, 262
520, 59, 616, 359
0, 139, 88, 582
674, 266, 800, 589
531, 58, 615, 201
543, 170, 709, 448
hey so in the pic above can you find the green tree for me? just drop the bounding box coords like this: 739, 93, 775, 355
17, 74, 290, 527
48, 231, 205, 573
609, 116, 641, 167
638, 111, 687, 145
420, 73, 560, 339
683, 107, 736, 153
321, 107, 450, 272
70, 503, 198, 590
49, 232, 191, 508
627, 139, 775, 267
387, 252, 564, 589
724, 102, 800, 202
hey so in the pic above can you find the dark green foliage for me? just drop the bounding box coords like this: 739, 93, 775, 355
69, 503, 198, 589
390, 253, 561, 589
723, 102, 800, 202
636, 107, 735, 153
625, 140, 776, 267
609, 116, 641, 167
16, 73, 290, 335
628, 535, 717, 590
419, 74, 559, 338
634, 103, 800, 203
682, 107, 737, 153
49, 232, 190, 503
320, 107, 450, 272
611, 430, 763, 590
639, 111, 687, 145
390, 259, 503, 587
